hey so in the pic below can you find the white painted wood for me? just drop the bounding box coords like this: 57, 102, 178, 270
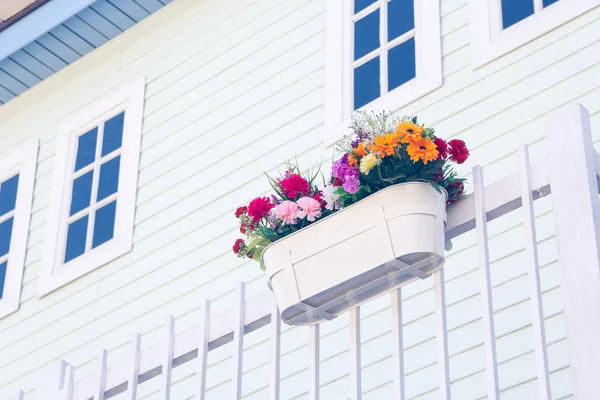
349, 307, 361, 400
160, 316, 175, 400
309, 325, 320, 400
231, 282, 246, 400
518, 144, 552, 400
62, 364, 75, 400
195, 299, 210, 400
468, 0, 600, 68
546, 103, 600, 399
433, 270, 450, 400
37, 77, 146, 297
94, 349, 108, 400
390, 289, 406, 400
473, 165, 500, 400
14, 389, 24, 400
324, 0, 442, 145
269, 300, 281, 400
126, 333, 141, 400
378, 0, 388, 99
0, 139, 38, 320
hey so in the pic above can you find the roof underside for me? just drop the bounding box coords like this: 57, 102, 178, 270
0, 0, 172, 106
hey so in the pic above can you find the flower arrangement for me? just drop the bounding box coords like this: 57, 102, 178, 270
233, 111, 469, 270
328, 111, 469, 209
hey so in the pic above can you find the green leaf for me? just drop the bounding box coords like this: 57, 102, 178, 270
247, 237, 270, 251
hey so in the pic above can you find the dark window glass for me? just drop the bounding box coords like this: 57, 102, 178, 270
354, 0, 377, 13
0, 261, 6, 300
354, 9, 380, 60
502, 0, 534, 29
543, 0, 559, 6
97, 156, 120, 201
0, 217, 13, 257
102, 112, 125, 156
75, 127, 98, 171
388, 38, 416, 91
354, 57, 380, 110
388, 0, 414, 40
92, 201, 117, 248
65, 216, 88, 263
0, 174, 19, 215
70, 171, 94, 216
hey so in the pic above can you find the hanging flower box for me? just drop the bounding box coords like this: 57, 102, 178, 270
232, 112, 470, 326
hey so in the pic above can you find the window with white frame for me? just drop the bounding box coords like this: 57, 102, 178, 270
469, 0, 600, 68
0, 141, 37, 318
38, 78, 145, 297
324, 0, 442, 145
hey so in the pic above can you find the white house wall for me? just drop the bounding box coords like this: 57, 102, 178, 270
0, 0, 598, 398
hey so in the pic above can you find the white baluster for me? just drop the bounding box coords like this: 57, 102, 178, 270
232, 282, 246, 400
196, 299, 211, 400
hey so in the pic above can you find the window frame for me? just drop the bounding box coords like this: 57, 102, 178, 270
38, 77, 145, 297
469, 0, 600, 68
324, 0, 442, 145
0, 140, 38, 319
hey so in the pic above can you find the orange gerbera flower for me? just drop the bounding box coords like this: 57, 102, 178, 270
371, 133, 401, 158
395, 121, 425, 143
407, 137, 439, 165
348, 142, 368, 167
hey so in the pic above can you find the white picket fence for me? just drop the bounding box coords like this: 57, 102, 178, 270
11, 103, 600, 399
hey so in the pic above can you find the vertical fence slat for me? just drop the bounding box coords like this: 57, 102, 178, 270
94, 349, 108, 400
391, 289, 406, 400
473, 165, 500, 400
519, 144, 552, 400
232, 282, 246, 400
546, 103, 600, 398
127, 333, 141, 400
433, 270, 451, 400
161, 316, 175, 400
62, 364, 74, 400
196, 299, 211, 400
14, 390, 24, 400
309, 325, 320, 400
349, 307, 362, 400
270, 300, 281, 400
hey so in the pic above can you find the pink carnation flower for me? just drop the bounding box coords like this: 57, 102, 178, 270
296, 197, 322, 222
274, 201, 299, 225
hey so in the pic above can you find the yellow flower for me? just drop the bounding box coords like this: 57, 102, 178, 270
395, 121, 424, 143
359, 153, 379, 175
406, 137, 439, 165
370, 133, 401, 158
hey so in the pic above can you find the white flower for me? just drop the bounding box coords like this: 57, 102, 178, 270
322, 185, 341, 211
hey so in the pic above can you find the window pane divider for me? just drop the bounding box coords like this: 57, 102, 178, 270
379, 0, 389, 97
352, 1, 383, 22
0, 254, 8, 264
85, 123, 104, 252
0, 210, 15, 225
66, 194, 117, 225
71, 149, 121, 180
533, 0, 543, 13
351, 29, 415, 69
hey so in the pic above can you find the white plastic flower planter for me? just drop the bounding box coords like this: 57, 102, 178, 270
262, 182, 447, 326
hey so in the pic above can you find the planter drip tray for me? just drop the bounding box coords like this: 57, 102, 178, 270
263, 182, 447, 326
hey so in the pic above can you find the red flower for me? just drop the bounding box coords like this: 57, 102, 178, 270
333, 177, 343, 187
312, 192, 327, 209
240, 224, 247, 234
448, 139, 469, 164
280, 174, 310, 199
234, 206, 247, 218
434, 138, 448, 160
232, 238, 245, 254
247, 197, 274, 223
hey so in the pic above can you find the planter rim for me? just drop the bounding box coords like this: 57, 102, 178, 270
261, 181, 447, 268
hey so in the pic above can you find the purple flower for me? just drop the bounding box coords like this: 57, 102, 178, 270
331, 155, 350, 180
271, 194, 281, 205
342, 168, 361, 194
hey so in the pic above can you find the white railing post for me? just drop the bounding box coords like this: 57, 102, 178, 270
36, 360, 69, 400
546, 103, 600, 398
